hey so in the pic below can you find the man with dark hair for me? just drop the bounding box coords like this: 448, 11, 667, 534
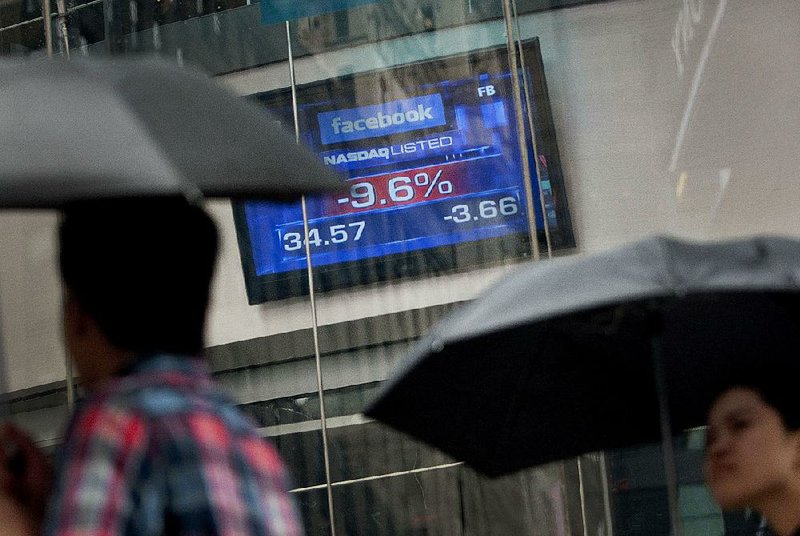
0, 198, 303, 536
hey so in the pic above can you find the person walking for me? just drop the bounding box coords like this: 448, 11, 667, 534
0, 198, 303, 536
705, 364, 800, 536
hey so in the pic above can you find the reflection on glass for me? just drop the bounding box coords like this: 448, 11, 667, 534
3, 387, 69, 456
330, 464, 570, 536
293, 488, 331, 536
281, 6, 580, 535
0, 0, 43, 27
124, 0, 248, 33
65, 2, 105, 47
206, 338, 328, 489
3, 0, 799, 535
0, 13, 47, 54
604, 433, 770, 536
269, 429, 327, 490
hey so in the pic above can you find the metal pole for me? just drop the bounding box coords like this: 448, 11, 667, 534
42, 0, 54, 56
558, 462, 575, 536
576, 457, 589, 536
55, 0, 70, 58
651, 336, 684, 536
286, 21, 337, 536
599, 452, 615, 536
511, 0, 552, 258
501, 0, 540, 261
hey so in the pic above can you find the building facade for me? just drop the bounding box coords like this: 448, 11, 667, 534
2, 0, 799, 534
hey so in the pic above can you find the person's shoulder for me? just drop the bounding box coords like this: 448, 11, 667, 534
129, 384, 202, 417
67, 387, 152, 448
94, 354, 218, 415
84, 358, 267, 450
103, 377, 257, 438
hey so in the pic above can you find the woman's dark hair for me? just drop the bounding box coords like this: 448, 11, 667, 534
710, 365, 800, 431
59, 197, 218, 355
702, 293, 800, 432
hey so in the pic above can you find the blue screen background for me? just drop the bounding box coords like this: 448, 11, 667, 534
244, 70, 555, 276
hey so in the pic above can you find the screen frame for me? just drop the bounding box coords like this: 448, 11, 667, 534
233, 37, 575, 304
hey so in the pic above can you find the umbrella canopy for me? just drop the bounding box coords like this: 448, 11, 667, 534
365, 235, 800, 477
0, 57, 343, 208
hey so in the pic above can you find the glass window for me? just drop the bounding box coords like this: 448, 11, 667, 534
3, 1, 800, 535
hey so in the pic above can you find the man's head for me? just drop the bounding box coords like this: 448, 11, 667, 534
59, 197, 218, 384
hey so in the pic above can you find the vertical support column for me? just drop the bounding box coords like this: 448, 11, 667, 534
511, 0, 552, 258
651, 336, 684, 536
55, 0, 70, 58
286, 21, 338, 536
576, 457, 589, 536
501, 0, 540, 261
43, 0, 54, 56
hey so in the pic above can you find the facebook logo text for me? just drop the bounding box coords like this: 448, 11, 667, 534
318, 95, 447, 144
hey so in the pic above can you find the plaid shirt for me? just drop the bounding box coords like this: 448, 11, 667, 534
43, 354, 303, 536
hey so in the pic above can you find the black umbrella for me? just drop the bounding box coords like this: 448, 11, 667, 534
0, 57, 343, 208
366, 235, 800, 477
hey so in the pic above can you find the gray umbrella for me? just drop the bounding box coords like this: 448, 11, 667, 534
0, 57, 343, 208
366, 235, 800, 474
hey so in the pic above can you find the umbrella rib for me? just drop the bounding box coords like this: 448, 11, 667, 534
651, 333, 684, 536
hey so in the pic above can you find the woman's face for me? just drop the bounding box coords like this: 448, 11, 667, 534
704, 387, 800, 510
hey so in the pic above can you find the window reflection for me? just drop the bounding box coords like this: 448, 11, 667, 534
3, 0, 800, 535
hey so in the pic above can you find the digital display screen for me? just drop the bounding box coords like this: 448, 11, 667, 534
234, 39, 574, 303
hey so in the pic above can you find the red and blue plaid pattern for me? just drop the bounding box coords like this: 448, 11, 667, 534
43, 354, 303, 536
